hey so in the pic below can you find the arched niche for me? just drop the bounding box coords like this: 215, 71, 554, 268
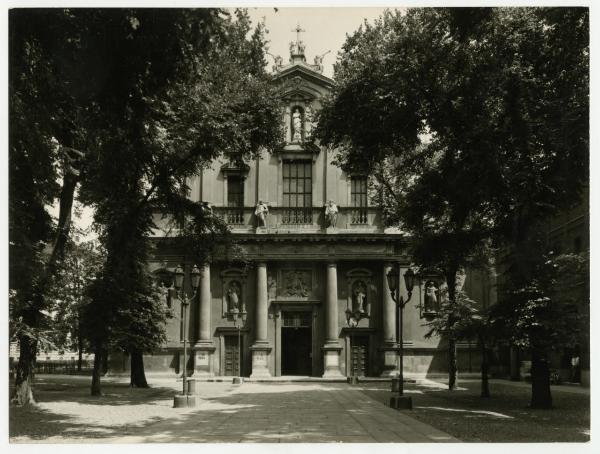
346, 268, 374, 317
151, 267, 175, 308
220, 268, 248, 317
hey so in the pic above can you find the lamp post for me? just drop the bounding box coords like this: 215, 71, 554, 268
386, 265, 416, 410
345, 308, 368, 385
173, 264, 200, 408
231, 307, 247, 384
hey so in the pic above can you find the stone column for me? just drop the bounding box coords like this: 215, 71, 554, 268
379, 263, 400, 377
250, 261, 271, 377
322, 262, 343, 377
195, 263, 215, 375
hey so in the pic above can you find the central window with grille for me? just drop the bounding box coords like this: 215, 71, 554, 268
283, 160, 312, 224
227, 176, 244, 224
351, 176, 368, 224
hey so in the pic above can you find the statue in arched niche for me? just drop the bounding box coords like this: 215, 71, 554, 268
353, 281, 368, 314
424, 281, 438, 312
304, 106, 313, 139
291, 107, 303, 142
227, 281, 241, 313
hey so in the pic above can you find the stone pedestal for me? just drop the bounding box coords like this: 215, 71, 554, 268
194, 343, 215, 376
325, 227, 337, 234
250, 344, 272, 378
322, 344, 343, 377
255, 226, 268, 234
379, 343, 400, 377
389, 395, 413, 410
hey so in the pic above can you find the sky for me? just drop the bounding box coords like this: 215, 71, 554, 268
246, 7, 391, 79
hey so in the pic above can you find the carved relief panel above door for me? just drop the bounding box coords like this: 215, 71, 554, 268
274, 268, 317, 300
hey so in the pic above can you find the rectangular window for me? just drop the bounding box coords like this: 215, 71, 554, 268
350, 176, 368, 224
227, 176, 244, 224
282, 160, 312, 224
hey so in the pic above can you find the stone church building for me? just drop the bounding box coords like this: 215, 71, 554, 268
110, 38, 495, 379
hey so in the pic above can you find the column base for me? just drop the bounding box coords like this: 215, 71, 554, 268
194, 342, 216, 376
249, 344, 272, 378
322, 344, 343, 378
379, 343, 400, 377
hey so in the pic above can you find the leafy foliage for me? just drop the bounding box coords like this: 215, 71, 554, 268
317, 7, 588, 397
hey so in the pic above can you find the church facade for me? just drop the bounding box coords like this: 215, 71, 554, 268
113, 39, 495, 379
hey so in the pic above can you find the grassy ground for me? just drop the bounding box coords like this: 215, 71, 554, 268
360, 378, 590, 442
9, 374, 222, 441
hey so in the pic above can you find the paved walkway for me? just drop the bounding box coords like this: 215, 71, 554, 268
109, 382, 458, 443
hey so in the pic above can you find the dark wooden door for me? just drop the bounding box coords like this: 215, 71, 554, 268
351, 336, 369, 377
224, 335, 242, 376
281, 311, 312, 376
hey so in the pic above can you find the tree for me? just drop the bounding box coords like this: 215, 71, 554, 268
74, 8, 281, 394
9, 9, 91, 405
317, 7, 588, 402
491, 251, 587, 407
47, 238, 104, 371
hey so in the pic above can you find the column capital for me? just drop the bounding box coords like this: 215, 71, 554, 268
255, 261, 267, 268
327, 261, 337, 267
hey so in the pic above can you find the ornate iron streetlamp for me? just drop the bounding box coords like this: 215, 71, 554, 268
231, 307, 247, 384
173, 264, 200, 408
345, 307, 368, 385
386, 265, 416, 409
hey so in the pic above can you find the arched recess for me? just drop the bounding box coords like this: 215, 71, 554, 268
345, 268, 374, 317
220, 268, 248, 317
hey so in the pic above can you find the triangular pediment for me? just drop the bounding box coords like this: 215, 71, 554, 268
274, 65, 333, 100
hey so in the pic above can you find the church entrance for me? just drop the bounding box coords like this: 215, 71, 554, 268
281, 311, 312, 376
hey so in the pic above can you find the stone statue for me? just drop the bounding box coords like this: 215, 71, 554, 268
227, 282, 240, 312
255, 200, 269, 227
424, 281, 438, 312
267, 274, 277, 299
272, 55, 283, 73
159, 282, 170, 307
354, 282, 367, 314
325, 200, 338, 228
313, 55, 323, 72
304, 106, 313, 139
292, 107, 303, 142
201, 201, 213, 216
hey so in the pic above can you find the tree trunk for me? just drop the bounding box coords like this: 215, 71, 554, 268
11, 334, 37, 406
530, 347, 552, 409
448, 336, 458, 390
76, 308, 83, 372
101, 348, 109, 375
91, 348, 103, 396
479, 334, 490, 398
12, 169, 80, 404
130, 349, 149, 388
446, 267, 459, 391
510, 345, 521, 381
77, 335, 83, 372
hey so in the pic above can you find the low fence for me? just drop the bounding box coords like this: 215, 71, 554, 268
9, 359, 94, 376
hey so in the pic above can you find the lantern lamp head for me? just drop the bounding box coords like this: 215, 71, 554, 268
404, 268, 416, 293
174, 265, 184, 290
386, 265, 399, 294
190, 265, 201, 289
